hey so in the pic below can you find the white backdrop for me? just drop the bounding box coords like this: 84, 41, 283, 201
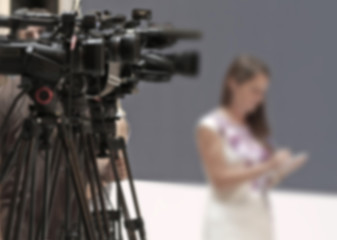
122, 181, 337, 240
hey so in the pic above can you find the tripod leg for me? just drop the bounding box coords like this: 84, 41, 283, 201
117, 138, 146, 240
47, 138, 62, 212
86, 134, 115, 238
35, 138, 63, 240
0, 132, 24, 183
57, 123, 97, 240
116, 189, 123, 240
76, 211, 83, 240
41, 145, 52, 239
28, 141, 38, 240
13, 132, 39, 240
106, 137, 137, 240
50, 139, 61, 172
63, 167, 74, 240
79, 132, 105, 239
3, 141, 29, 240
0, 90, 25, 149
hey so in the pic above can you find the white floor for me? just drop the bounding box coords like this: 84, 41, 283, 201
119, 181, 337, 240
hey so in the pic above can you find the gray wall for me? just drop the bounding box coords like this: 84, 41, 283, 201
83, 0, 337, 193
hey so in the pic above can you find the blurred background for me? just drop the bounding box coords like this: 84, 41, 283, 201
1, 1, 337, 239
2, 0, 336, 193
84, 0, 337, 193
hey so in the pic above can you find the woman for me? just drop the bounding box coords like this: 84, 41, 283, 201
196, 55, 308, 240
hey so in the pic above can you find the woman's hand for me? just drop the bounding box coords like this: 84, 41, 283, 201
289, 153, 309, 170
278, 152, 308, 175
268, 148, 292, 169
268, 150, 309, 187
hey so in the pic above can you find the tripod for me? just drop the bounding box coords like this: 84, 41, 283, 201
0, 79, 146, 240
88, 97, 146, 240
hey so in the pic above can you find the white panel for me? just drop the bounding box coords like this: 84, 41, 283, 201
0, 0, 10, 14
119, 181, 337, 240
59, 0, 82, 14
0, 0, 10, 34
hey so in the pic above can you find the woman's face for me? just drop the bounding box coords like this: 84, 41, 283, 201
229, 73, 269, 114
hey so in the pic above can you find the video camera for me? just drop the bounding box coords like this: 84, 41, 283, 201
0, 8, 201, 240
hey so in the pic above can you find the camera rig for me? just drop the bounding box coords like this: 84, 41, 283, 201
0, 8, 201, 240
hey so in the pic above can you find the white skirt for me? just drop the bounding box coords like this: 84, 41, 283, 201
203, 191, 273, 240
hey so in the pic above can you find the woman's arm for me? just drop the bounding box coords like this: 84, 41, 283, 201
197, 125, 282, 189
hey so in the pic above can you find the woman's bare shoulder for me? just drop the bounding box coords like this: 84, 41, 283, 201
197, 108, 220, 132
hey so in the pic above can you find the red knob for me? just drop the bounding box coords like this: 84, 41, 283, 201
35, 86, 54, 105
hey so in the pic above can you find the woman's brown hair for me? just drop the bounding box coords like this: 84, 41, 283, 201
221, 55, 271, 140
